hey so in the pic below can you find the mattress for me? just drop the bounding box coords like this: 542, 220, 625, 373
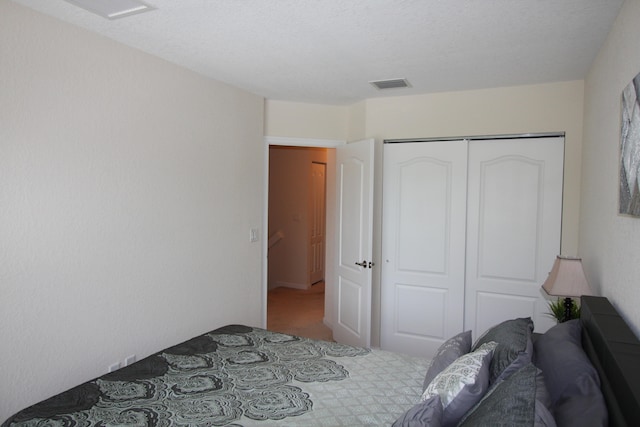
3, 325, 430, 426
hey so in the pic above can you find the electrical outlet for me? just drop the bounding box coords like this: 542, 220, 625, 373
124, 354, 136, 366
108, 362, 121, 373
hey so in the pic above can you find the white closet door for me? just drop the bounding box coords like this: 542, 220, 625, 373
381, 140, 468, 357
465, 137, 563, 337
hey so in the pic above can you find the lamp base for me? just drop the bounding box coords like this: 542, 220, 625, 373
563, 297, 574, 322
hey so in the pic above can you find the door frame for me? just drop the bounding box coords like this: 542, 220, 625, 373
309, 161, 327, 285
262, 136, 345, 329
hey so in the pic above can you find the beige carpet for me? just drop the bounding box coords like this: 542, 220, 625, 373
267, 282, 334, 341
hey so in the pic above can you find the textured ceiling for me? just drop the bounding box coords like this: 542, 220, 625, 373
12, 0, 624, 105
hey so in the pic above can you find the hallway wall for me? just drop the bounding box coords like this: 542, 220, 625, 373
268, 146, 328, 289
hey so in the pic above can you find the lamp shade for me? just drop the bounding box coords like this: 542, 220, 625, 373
542, 256, 593, 298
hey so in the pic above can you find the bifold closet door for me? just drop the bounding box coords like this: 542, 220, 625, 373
381, 136, 564, 357
380, 140, 468, 357
464, 137, 563, 336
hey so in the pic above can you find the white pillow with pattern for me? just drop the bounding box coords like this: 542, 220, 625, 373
421, 341, 497, 426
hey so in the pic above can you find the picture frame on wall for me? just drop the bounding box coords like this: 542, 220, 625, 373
620, 71, 640, 217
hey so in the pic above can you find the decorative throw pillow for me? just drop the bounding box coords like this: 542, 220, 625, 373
472, 317, 534, 383
533, 319, 607, 427
392, 395, 443, 427
423, 330, 472, 391
422, 341, 497, 427
458, 363, 557, 427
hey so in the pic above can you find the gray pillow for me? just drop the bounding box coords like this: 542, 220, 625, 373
423, 330, 472, 391
535, 398, 558, 427
534, 365, 556, 427
392, 395, 442, 427
472, 317, 534, 383
422, 341, 496, 427
533, 362, 552, 409
458, 363, 557, 427
533, 319, 607, 427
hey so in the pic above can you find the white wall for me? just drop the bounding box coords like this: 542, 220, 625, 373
580, 0, 640, 337
0, 2, 264, 421
265, 100, 349, 140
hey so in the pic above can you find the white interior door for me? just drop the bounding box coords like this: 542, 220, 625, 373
465, 137, 564, 336
333, 139, 374, 347
309, 162, 326, 284
381, 140, 468, 357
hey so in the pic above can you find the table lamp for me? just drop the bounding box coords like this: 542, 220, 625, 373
541, 256, 593, 322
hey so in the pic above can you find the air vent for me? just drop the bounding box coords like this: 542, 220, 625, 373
369, 78, 411, 90
64, 0, 155, 20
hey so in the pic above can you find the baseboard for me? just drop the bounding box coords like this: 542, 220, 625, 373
269, 280, 309, 290
323, 317, 333, 330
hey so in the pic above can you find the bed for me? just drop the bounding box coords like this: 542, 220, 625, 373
3, 296, 639, 426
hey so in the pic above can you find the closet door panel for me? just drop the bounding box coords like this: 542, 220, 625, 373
465, 137, 563, 336
381, 141, 467, 357
397, 159, 449, 273
473, 293, 538, 338
476, 159, 540, 281
395, 285, 447, 337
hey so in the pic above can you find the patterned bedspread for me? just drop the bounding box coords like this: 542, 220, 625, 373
3, 325, 429, 426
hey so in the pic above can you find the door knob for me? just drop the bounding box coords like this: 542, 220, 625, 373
355, 261, 367, 267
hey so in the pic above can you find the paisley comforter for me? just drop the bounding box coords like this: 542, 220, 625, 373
3, 325, 428, 426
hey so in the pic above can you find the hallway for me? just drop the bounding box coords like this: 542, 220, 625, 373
267, 282, 333, 341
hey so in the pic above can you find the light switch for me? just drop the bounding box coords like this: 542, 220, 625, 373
250, 228, 259, 242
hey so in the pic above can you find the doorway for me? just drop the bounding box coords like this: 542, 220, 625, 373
266, 145, 332, 340
262, 137, 375, 348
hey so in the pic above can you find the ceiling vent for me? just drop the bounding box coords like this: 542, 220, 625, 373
64, 0, 155, 20
369, 78, 411, 90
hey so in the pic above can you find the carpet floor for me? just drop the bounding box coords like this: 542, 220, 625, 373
267, 282, 334, 341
